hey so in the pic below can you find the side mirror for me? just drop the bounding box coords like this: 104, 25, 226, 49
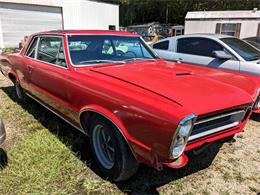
0, 119, 6, 145
212, 50, 232, 60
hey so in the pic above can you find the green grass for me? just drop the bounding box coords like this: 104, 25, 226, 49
0, 81, 118, 194
0, 129, 81, 194
0, 128, 117, 194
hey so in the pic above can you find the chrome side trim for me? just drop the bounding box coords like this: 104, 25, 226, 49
25, 93, 86, 135
194, 110, 245, 125
188, 121, 239, 141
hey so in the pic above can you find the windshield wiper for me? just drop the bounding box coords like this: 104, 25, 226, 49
124, 58, 156, 62
78, 60, 125, 65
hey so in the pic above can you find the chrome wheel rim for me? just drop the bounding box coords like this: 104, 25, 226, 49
92, 124, 115, 169
15, 82, 23, 99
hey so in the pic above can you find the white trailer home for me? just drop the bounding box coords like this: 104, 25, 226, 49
185, 10, 260, 39
0, 0, 119, 48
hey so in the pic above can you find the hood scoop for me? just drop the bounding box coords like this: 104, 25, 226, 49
175, 72, 192, 76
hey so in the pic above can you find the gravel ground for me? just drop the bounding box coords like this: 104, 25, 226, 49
0, 74, 259, 194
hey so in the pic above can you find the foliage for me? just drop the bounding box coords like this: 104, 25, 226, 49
1, 48, 18, 54
119, 0, 260, 26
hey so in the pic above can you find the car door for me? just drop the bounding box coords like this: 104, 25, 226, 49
152, 40, 175, 60
239, 61, 260, 76
27, 35, 73, 119
175, 37, 240, 72
19, 36, 39, 92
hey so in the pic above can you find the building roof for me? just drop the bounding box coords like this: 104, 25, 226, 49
34, 30, 139, 36
0, 0, 62, 7
0, 0, 119, 7
186, 10, 260, 20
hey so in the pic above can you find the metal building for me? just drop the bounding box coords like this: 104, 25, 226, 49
0, 0, 119, 48
185, 9, 260, 39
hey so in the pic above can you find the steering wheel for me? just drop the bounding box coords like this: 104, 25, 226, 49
124, 51, 137, 58
116, 50, 124, 56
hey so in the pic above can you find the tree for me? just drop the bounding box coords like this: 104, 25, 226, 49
119, 0, 260, 26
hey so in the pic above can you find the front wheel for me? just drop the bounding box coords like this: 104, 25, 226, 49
14, 80, 28, 103
89, 116, 138, 181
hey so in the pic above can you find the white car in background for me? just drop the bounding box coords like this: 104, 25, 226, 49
151, 34, 260, 77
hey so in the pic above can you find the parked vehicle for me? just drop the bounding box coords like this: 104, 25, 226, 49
0, 119, 6, 146
151, 34, 260, 77
151, 34, 260, 113
243, 36, 260, 50
0, 30, 259, 181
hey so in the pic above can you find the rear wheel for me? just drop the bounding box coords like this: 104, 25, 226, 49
14, 80, 28, 103
89, 116, 138, 181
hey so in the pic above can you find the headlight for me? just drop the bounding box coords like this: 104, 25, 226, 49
170, 114, 197, 159
179, 120, 193, 137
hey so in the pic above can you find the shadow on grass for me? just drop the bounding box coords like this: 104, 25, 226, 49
2, 86, 225, 194
0, 148, 8, 169
250, 113, 260, 122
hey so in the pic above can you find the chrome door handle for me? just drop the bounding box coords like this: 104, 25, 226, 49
177, 58, 184, 63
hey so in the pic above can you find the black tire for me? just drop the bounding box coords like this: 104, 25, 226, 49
14, 80, 28, 103
221, 135, 236, 144
89, 116, 138, 181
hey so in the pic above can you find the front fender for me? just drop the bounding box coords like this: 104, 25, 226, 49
78, 104, 157, 165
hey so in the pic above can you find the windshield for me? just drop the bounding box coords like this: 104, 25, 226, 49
247, 41, 260, 50
221, 37, 260, 61
67, 35, 158, 65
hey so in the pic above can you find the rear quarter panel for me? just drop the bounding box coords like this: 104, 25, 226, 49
0, 53, 31, 91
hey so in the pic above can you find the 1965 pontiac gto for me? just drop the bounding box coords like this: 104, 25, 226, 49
0, 30, 259, 181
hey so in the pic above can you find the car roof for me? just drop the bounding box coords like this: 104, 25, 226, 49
32, 30, 139, 37
158, 33, 233, 42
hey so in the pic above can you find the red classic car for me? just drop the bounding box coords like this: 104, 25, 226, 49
0, 30, 259, 181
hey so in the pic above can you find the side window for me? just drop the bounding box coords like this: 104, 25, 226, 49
69, 41, 89, 51
177, 38, 224, 57
25, 37, 38, 58
37, 37, 66, 67
153, 41, 169, 50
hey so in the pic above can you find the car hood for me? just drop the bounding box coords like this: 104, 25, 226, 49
83, 60, 257, 115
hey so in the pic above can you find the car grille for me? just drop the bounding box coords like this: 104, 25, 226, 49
188, 109, 248, 141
